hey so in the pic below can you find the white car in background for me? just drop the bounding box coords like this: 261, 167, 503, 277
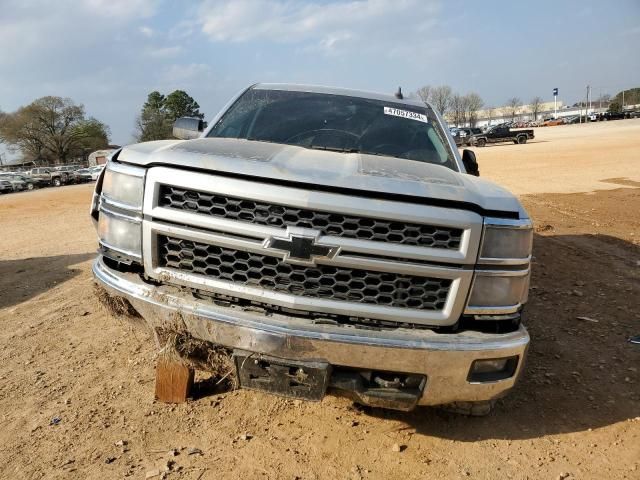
89, 165, 104, 181
77, 165, 104, 182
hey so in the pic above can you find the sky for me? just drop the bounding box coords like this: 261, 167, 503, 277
0, 0, 639, 155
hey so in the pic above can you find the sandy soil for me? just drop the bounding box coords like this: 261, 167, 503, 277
0, 120, 639, 479
470, 118, 640, 195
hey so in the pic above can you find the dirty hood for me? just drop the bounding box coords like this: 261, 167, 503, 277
117, 138, 526, 218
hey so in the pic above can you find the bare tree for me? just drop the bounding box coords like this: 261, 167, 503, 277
416, 85, 433, 105
529, 96, 543, 121
464, 93, 484, 127
449, 94, 465, 127
430, 85, 453, 116
506, 97, 522, 121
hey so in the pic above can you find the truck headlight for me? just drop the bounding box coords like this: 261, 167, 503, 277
102, 162, 145, 209
467, 272, 530, 310
479, 222, 532, 262
469, 218, 532, 315
98, 210, 142, 260
97, 161, 146, 263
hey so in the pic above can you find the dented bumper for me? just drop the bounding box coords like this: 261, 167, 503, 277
93, 256, 529, 408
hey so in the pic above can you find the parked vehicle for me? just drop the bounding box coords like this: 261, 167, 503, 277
0, 178, 13, 193
600, 111, 626, 121
92, 83, 532, 415
75, 166, 102, 182
449, 128, 464, 146
457, 128, 482, 146
564, 115, 582, 124
28, 167, 70, 187
470, 124, 534, 146
89, 165, 104, 180
75, 168, 93, 182
542, 118, 564, 126
0, 173, 33, 191
55, 165, 82, 183
17, 174, 36, 190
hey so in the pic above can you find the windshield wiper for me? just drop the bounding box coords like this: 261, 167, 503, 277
305, 144, 360, 153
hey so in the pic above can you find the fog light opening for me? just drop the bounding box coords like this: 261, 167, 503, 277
468, 356, 519, 383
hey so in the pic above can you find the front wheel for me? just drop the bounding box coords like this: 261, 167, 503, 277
517, 135, 527, 144
52, 177, 61, 187
477, 138, 487, 147
27, 183, 35, 191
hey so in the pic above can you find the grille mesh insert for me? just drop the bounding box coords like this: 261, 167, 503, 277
158, 235, 451, 310
158, 185, 463, 250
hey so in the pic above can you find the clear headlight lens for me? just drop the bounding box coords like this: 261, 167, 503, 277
467, 273, 530, 308
480, 226, 532, 260
98, 210, 142, 257
102, 167, 144, 209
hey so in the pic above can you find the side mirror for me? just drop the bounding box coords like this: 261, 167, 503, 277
462, 149, 480, 176
173, 117, 207, 140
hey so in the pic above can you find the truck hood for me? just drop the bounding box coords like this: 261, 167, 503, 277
118, 138, 526, 218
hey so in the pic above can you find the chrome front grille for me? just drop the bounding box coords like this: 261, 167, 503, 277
158, 235, 452, 310
143, 167, 482, 327
158, 185, 463, 249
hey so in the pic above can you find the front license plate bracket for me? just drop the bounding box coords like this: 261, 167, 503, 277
234, 351, 331, 401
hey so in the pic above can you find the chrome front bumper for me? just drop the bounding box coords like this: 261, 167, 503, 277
93, 256, 529, 407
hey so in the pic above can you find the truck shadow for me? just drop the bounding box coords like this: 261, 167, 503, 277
0, 253, 95, 309
362, 232, 640, 440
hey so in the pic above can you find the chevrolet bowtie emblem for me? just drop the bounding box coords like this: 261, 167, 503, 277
264, 228, 338, 265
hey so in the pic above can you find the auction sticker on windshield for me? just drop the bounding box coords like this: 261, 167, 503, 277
384, 107, 428, 123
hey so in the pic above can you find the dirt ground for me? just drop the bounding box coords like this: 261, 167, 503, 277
0, 119, 639, 480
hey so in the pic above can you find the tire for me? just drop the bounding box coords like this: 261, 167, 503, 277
517, 135, 527, 144
52, 177, 61, 187
477, 138, 486, 147
27, 183, 35, 191
439, 400, 496, 416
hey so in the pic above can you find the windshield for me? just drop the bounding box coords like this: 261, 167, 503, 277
207, 89, 457, 170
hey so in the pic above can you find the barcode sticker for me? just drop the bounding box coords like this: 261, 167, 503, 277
384, 107, 428, 123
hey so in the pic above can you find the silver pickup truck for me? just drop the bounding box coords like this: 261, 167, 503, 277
92, 84, 532, 414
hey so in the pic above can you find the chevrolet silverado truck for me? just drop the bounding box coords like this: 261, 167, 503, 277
470, 125, 534, 147
92, 84, 532, 414
28, 167, 69, 187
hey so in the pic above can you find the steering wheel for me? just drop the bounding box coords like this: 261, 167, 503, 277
285, 129, 360, 144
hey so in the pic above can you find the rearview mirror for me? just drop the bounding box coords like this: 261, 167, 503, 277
173, 117, 207, 140
462, 149, 480, 176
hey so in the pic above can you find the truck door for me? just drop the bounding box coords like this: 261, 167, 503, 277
493, 126, 507, 141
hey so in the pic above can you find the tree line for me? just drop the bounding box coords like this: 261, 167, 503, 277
135, 90, 204, 142
416, 86, 484, 127
0, 89, 205, 165
415, 86, 552, 125
0, 97, 110, 165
